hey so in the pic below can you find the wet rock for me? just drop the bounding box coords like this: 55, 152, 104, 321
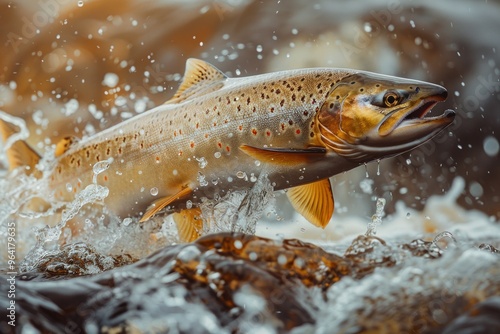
441, 297, 500, 334
2, 232, 499, 333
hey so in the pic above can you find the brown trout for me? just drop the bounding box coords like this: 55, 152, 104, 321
1, 59, 454, 241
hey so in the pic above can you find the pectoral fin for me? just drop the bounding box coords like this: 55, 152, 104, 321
140, 186, 192, 222
173, 207, 203, 242
286, 179, 334, 228
239, 145, 326, 165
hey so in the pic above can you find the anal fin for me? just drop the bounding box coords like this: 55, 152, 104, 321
286, 179, 334, 228
140, 186, 192, 222
173, 207, 203, 242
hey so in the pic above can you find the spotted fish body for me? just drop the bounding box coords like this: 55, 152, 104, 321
52, 62, 352, 215
3, 59, 454, 241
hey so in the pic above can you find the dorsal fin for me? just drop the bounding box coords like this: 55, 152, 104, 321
0, 114, 40, 173
55, 136, 79, 157
167, 58, 227, 103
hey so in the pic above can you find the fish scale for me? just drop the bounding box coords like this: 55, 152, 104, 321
1, 58, 454, 241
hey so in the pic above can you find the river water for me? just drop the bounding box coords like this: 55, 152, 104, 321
1, 0, 499, 333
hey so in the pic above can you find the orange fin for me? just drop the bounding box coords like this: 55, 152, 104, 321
140, 186, 193, 222
167, 58, 227, 103
239, 145, 326, 165
286, 179, 334, 228
55, 136, 79, 157
173, 207, 203, 242
0, 114, 40, 172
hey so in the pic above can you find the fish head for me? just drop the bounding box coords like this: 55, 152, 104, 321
317, 71, 455, 161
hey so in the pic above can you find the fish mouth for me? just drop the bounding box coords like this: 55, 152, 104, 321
359, 93, 455, 156
378, 90, 449, 137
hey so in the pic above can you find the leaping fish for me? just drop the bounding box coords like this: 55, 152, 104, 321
0, 59, 455, 241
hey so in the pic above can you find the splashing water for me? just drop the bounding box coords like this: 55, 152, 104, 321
200, 173, 275, 236
365, 197, 386, 236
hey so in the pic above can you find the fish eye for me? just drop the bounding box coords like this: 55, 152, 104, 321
383, 91, 400, 107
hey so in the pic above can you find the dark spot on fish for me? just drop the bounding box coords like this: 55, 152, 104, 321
276, 89, 281, 94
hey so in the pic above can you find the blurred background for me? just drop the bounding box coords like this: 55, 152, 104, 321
1, 0, 499, 221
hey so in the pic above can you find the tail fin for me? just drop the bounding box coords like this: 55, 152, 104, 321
0, 111, 40, 173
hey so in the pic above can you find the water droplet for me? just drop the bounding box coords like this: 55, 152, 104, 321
196, 157, 208, 168
366, 197, 386, 236
249, 252, 258, 261
234, 240, 243, 249
254, 160, 261, 166
172, 169, 178, 176
186, 200, 193, 209
150, 187, 158, 196
250, 173, 257, 182
197, 172, 208, 186
214, 152, 221, 159
93, 158, 113, 175
483, 136, 499, 157
66, 183, 73, 192
431, 231, 457, 250
469, 181, 484, 197
376, 159, 381, 176
77, 0, 84, 7
102, 72, 119, 88
122, 217, 133, 226
364, 162, 369, 177
277, 254, 287, 266
236, 171, 246, 179
406, 212, 411, 219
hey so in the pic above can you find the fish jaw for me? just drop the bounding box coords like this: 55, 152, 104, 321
317, 72, 455, 162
